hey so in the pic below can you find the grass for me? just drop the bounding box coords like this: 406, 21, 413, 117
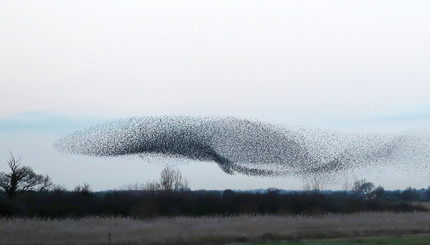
0, 212, 430, 244
251, 235, 430, 245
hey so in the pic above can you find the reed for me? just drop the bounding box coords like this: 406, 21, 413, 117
1, 212, 430, 244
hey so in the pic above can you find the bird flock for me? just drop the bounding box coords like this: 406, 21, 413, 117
54, 116, 430, 180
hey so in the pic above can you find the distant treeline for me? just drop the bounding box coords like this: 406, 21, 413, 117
1, 188, 429, 218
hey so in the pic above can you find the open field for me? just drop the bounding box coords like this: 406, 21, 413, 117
251, 235, 430, 245
1, 212, 430, 244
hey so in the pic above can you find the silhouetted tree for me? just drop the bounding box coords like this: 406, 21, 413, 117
352, 179, 375, 196
125, 166, 189, 192
74, 183, 92, 195
370, 185, 385, 199
159, 165, 189, 191
402, 187, 419, 201
143, 180, 161, 191
302, 176, 324, 192
0, 152, 51, 197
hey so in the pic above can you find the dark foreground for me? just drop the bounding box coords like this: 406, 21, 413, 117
1, 189, 428, 218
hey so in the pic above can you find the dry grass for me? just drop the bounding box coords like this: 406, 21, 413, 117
1, 212, 430, 244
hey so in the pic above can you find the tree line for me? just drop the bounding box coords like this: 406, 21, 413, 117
1, 187, 428, 218
1, 153, 429, 218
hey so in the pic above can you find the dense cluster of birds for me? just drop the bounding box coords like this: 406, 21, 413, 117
54, 116, 430, 179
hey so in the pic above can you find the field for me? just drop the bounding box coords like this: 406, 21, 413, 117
1, 212, 430, 244
251, 235, 430, 245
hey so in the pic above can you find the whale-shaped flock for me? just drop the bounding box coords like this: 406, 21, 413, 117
54, 116, 430, 179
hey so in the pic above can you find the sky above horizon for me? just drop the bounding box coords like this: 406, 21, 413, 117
1, 1, 430, 191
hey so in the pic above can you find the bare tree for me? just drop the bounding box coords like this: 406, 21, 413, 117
126, 181, 160, 192
159, 165, 189, 191
352, 179, 375, 195
0, 152, 52, 197
302, 175, 325, 192
342, 176, 352, 192
126, 165, 189, 192
370, 185, 385, 199
74, 183, 92, 195
143, 180, 161, 191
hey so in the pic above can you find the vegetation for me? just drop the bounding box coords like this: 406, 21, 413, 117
1, 154, 430, 244
0, 152, 51, 197
0, 213, 429, 244
1, 154, 430, 218
352, 179, 375, 195
252, 235, 430, 245
127, 164, 189, 192
1, 187, 428, 218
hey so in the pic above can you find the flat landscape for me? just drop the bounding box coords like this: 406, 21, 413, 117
251, 235, 430, 245
1, 212, 430, 245
2, 1, 430, 245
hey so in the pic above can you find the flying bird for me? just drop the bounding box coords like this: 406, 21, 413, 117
54, 116, 312, 176
55, 116, 416, 178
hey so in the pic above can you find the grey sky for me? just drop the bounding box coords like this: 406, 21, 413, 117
1, 1, 429, 118
1, 1, 430, 190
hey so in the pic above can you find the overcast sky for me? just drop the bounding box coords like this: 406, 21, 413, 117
1, 1, 430, 190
